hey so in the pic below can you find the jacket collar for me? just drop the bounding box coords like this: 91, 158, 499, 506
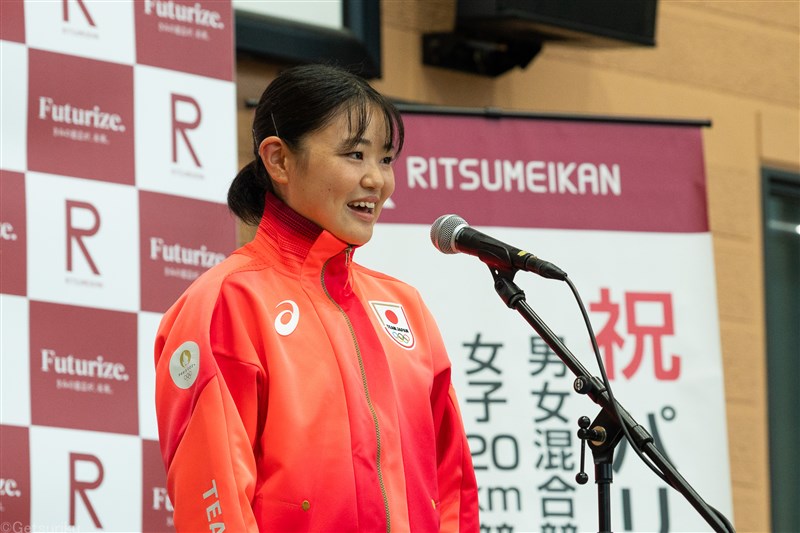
251, 191, 354, 275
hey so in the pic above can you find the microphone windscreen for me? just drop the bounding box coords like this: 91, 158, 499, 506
430, 214, 467, 254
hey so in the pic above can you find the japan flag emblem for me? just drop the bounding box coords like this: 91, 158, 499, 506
369, 301, 415, 350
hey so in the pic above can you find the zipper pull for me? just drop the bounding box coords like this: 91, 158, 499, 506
344, 246, 354, 293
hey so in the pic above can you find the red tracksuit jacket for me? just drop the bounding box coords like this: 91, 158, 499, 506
154, 193, 479, 532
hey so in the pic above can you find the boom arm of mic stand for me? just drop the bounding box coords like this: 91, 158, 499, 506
490, 270, 734, 533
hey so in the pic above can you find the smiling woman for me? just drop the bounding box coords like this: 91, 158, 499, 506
153, 64, 480, 532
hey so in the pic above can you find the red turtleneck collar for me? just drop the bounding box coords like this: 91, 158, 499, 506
249, 191, 356, 275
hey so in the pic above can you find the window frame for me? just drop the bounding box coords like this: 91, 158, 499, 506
234, 0, 382, 78
761, 166, 800, 533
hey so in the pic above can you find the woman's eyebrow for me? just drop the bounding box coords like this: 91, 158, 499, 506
338, 136, 372, 150
339, 135, 395, 153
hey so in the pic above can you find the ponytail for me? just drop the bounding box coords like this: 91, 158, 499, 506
227, 159, 272, 226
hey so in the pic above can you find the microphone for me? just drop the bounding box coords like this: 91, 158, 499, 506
430, 214, 567, 280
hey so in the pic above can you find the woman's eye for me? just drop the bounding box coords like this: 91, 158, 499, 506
382, 156, 394, 165
348, 152, 364, 160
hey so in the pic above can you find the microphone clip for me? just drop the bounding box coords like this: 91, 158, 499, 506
490, 267, 526, 309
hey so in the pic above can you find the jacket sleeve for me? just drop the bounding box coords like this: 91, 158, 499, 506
154, 283, 265, 532
424, 301, 480, 532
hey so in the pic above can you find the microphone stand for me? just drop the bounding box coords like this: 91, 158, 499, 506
489, 267, 734, 533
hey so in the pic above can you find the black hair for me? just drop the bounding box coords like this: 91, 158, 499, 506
227, 64, 405, 225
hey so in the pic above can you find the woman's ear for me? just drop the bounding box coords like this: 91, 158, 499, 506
258, 136, 290, 185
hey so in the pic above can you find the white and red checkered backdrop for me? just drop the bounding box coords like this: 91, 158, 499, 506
1, 1, 236, 531
1, 2, 733, 531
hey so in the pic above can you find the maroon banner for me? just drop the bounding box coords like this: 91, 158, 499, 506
29, 302, 139, 435
0, 425, 30, 527
134, 0, 234, 81
386, 114, 708, 233
27, 49, 135, 184
0, 170, 26, 296
0, 0, 25, 43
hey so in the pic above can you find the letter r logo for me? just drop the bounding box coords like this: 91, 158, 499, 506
70, 453, 104, 527
66, 200, 101, 275
171, 94, 202, 168
62, 0, 96, 26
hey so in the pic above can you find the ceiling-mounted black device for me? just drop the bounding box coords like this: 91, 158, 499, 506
424, 0, 658, 77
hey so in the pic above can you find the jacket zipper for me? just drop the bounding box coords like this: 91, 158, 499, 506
321, 248, 391, 533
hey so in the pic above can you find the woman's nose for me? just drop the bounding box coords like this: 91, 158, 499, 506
361, 162, 385, 190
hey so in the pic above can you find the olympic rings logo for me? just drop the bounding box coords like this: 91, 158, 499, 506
392, 331, 411, 344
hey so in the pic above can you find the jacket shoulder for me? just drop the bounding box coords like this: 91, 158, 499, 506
158, 250, 274, 339
155, 249, 275, 365
174, 246, 276, 303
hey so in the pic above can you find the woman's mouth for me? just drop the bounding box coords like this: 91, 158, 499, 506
348, 201, 376, 215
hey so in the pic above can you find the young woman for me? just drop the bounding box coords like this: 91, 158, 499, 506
154, 64, 479, 532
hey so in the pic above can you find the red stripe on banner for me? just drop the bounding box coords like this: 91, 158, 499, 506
383, 115, 708, 233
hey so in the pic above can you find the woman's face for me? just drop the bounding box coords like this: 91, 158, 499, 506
274, 107, 396, 246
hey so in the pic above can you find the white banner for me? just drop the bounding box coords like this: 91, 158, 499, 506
359, 112, 733, 532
